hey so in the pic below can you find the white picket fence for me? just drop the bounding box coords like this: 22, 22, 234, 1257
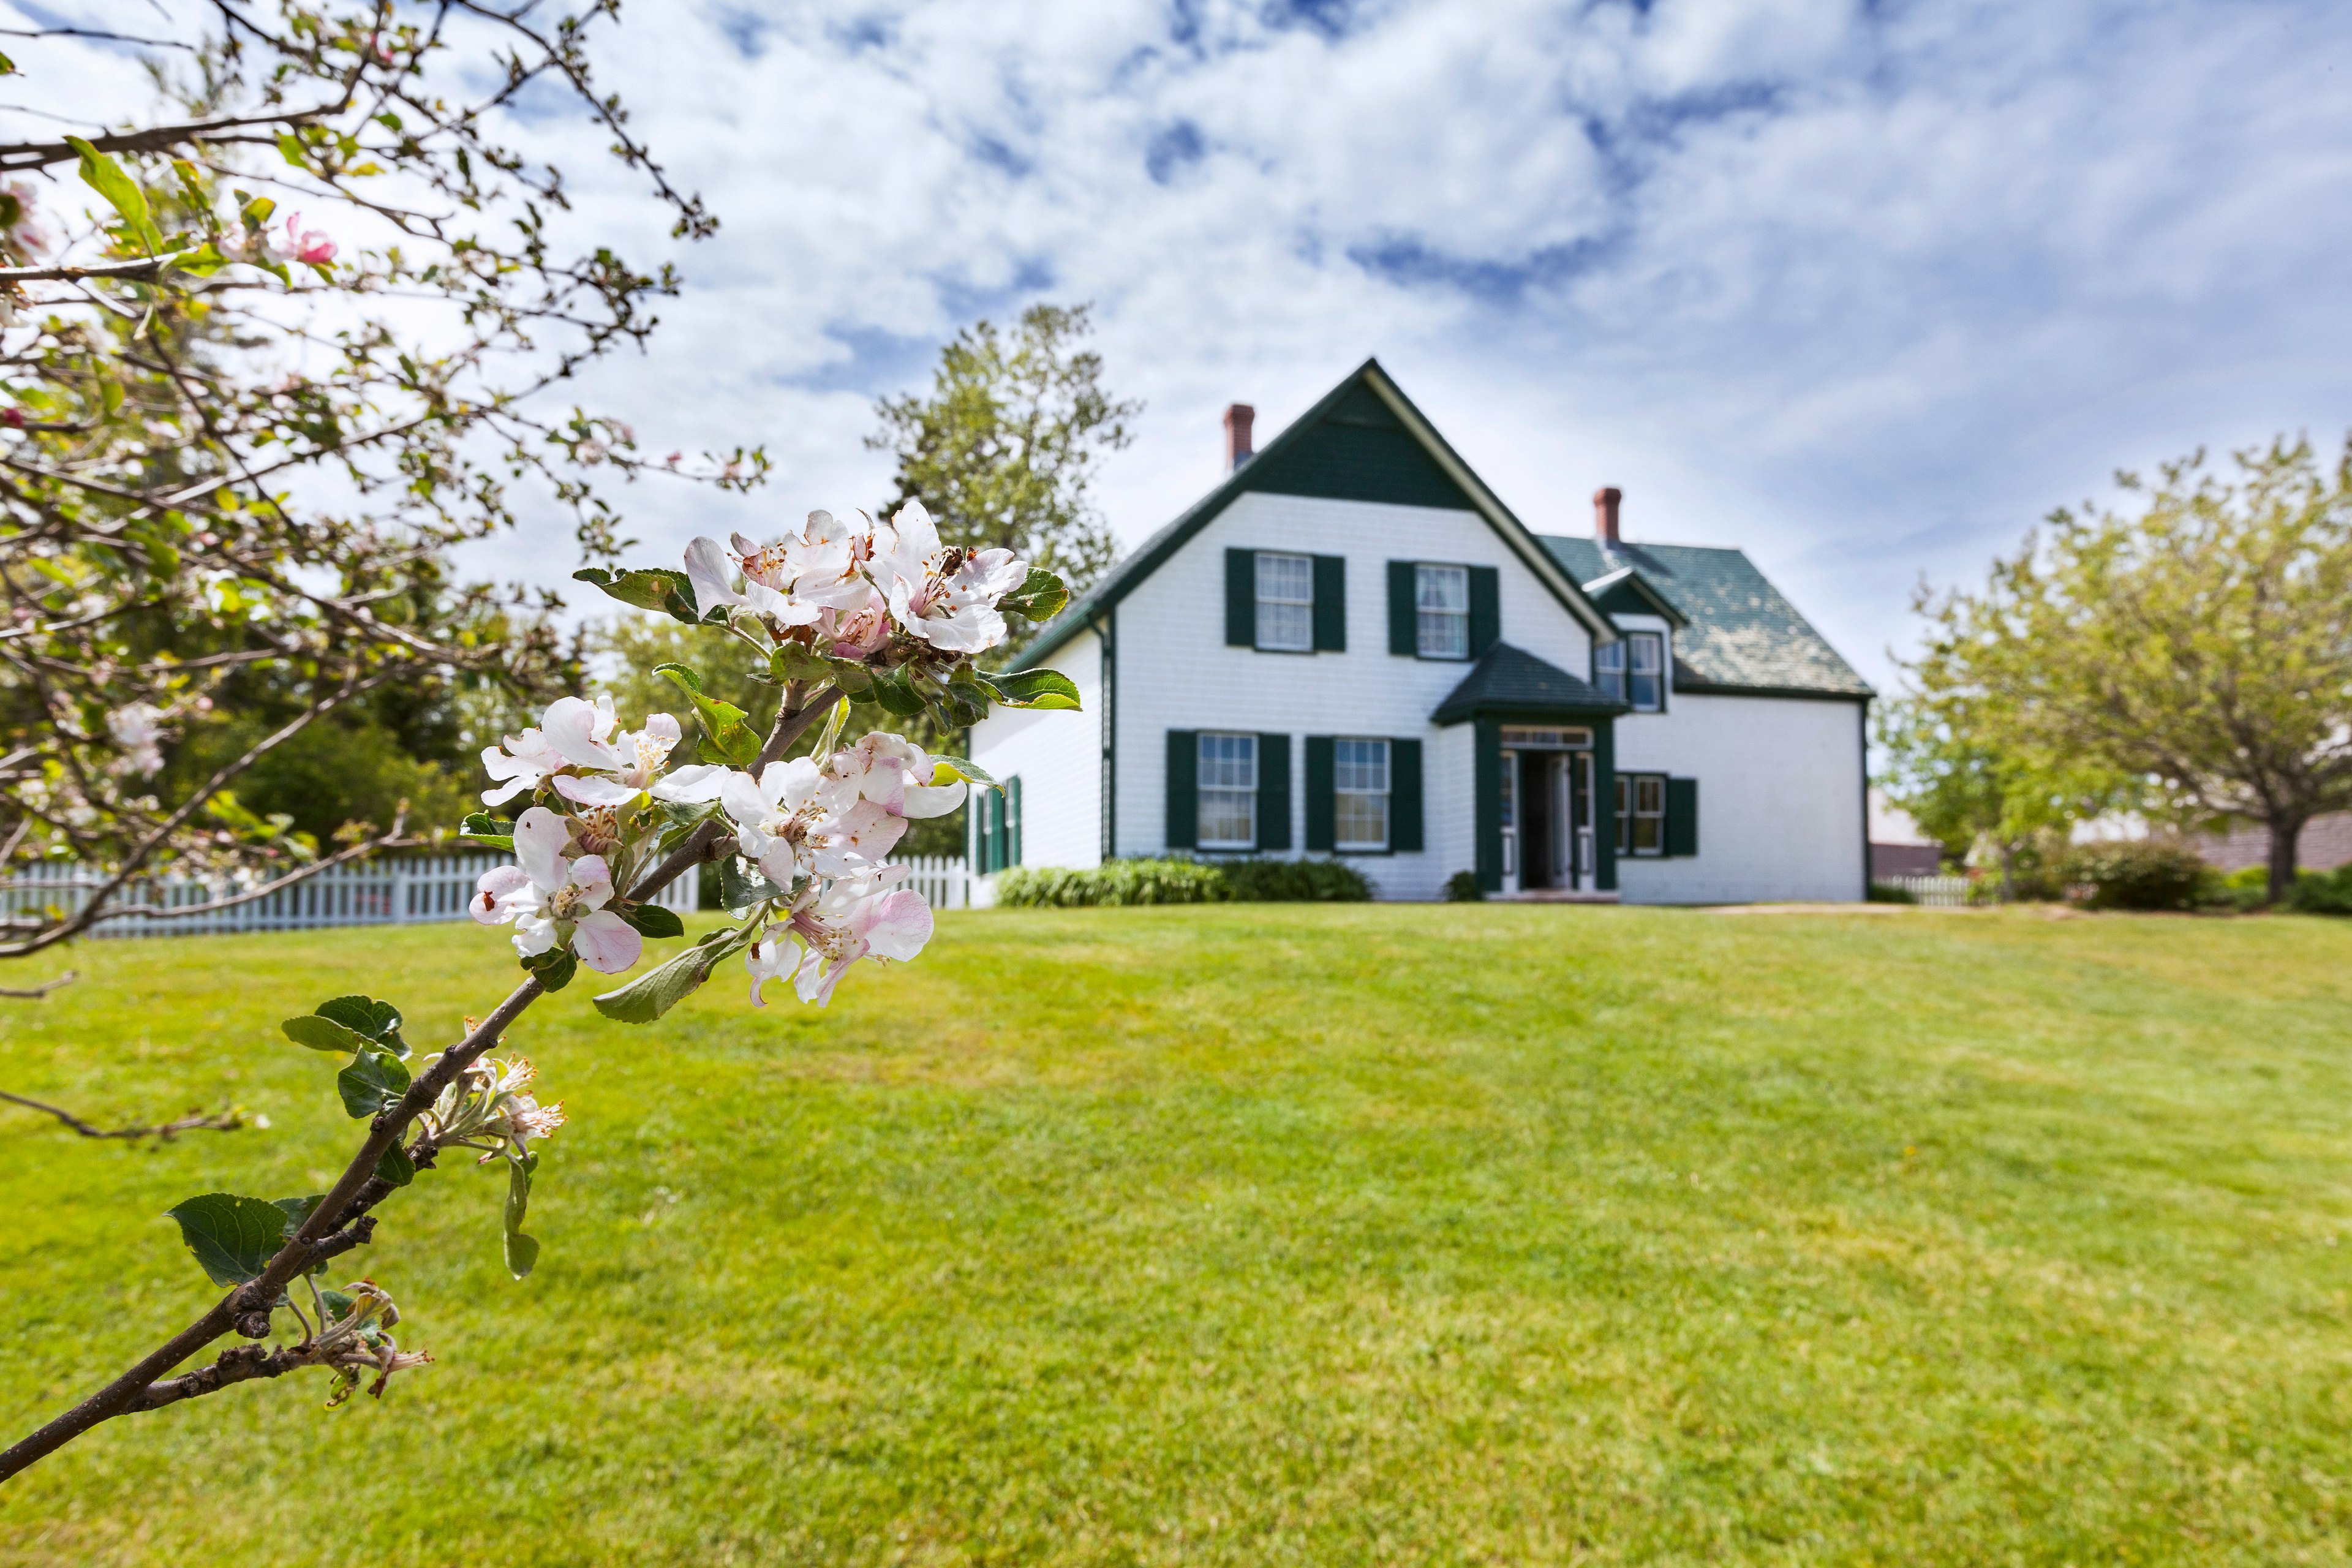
0, 853, 696, 940
1880, 873, 1973, 908
0, 850, 970, 940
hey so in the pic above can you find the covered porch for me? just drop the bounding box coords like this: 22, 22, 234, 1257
1431, 643, 1630, 899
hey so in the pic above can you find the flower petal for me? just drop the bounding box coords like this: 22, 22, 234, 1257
857, 888, 933, 963
570, 910, 643, 973
512, 807, 571, 891
471, 865, 532, 924
568, 854, 616, 908
552, 773, 640, 807
900, 780, 967, 819
682, 535, 743, 612
650, 763, 730, 804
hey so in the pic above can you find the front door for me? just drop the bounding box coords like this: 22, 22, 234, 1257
1496, 728, 1597, 895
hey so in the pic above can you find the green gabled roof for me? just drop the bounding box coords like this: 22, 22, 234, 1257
1540, 536, 1874, 700
1015, 360, 1613, 669
1431, 642, 1627, 726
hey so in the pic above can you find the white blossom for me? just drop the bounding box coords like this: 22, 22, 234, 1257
106, 703, 165, 776
469, 807, 641, 972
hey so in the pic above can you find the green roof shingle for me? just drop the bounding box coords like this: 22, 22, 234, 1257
1430, 642, 1626, 726
1539, 537, 1873, 700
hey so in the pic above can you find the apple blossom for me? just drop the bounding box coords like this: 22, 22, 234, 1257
105, 703, 165, 776
469, 807, 641, 972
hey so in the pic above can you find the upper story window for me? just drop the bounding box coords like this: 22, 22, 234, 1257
1596, 630, 1666, 711
1197, 732, 1257, 849
1332, 737, 1390, 851
1254, 552, 1314, 652
1415, 564, 1469, 659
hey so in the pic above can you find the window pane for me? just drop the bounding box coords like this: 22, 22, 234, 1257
1333, 738, 1389, 792
1200, 791, 1254, 847
1257, 552, 1313, 602
1637, 775, 1664, 815
1197, 732, 1256, 790
1632, 812, 1663, 852
1499, 753, 1516, 829
1335, 792, 1387, 848
1615, 774, 1630, 853
1415, 564, 1468, 611
1628, 632, 1663, 710
1595, 641, 1626, 701
1333, 737, 1389, 850
1254, 554, 1313, 651
1198, 734, 1257, 848
1257, 601, 1313, 650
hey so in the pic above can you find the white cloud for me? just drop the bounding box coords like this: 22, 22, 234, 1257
22, 0, 2352, 692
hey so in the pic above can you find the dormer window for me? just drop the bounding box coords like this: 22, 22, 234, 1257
1596, 630, 1665, 710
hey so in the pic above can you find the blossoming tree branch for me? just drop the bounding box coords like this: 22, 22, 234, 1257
0, 504, 1077, 1479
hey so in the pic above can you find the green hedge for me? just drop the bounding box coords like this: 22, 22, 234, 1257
992, 857, 1374, 908
2056, 839, 2209, 911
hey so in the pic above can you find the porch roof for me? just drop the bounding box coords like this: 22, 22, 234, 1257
1430, 642, 1628, 726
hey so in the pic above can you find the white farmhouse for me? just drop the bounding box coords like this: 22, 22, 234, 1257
967, 360, 1874, 903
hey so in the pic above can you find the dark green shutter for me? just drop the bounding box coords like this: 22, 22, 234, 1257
1304, 737, 1335, 851
1468, 565, 1500, 655
1226, 549, 1255, 647
1166, 731, 1197, 850
1006, 775, 1023, 867
1312, 556, 1346, 651
1390, 739, 1423, 853
1256, 733, 1291, 851
977, 788, 1002, 873
1665, 776, 1699, 857
1387, 560, 1417, 655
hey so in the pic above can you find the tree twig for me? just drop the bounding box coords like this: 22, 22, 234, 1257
0, 1088, 244, 1142
0, 970, 74, 999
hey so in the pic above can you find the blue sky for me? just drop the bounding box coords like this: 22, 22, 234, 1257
35, 0, 2352, 688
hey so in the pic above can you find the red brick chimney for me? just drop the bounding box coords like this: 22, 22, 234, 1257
1223, 403, 1255, 471
1593, 485, 1623, 548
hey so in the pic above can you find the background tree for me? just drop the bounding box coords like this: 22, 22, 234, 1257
1895, 437, 2352, 903
869, 302, 1139, 602
0, 2, 758, 959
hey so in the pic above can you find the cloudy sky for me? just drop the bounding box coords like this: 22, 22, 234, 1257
32, 0, 2352, 687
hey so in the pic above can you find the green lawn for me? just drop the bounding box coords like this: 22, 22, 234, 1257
2, 905, 2350, 1565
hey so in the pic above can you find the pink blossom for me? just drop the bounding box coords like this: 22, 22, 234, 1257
284, 214, 336, 266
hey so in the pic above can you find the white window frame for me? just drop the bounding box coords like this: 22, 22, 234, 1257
1197, 732, 1257, 850
1415, 564, 1469, 660
1616, 772, 1665, 856
1332, 737, 1390, 852
1627, 631, 1664, 711
1254, 552, 1314, 652
1594, 639, 1625, 702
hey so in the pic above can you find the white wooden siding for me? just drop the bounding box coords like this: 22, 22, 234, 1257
1103, 491, 1596, 901
968, 625, 1105, 902
1611, 691, 1866, 904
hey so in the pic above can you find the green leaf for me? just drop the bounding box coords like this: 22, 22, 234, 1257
867, 666, 927, 718
998, 566, 1071, 623
336, 1044, 410, 1120
591, 923, 757, 1024
657, 665, 760, 764
573, 567, 698, 623
67, 136, 162, 255
928, 755, 1001, 791
982, 668, 1083, 711
314, 995, 405, 1055
282, 1014, 374, 1054
620, 902, 685, 939
374, 1144, 415, 1189
165, 1193, 294, 1287
503, 1151, 540, 1280
720, 857, 783, 914
522, 945, 578, 993
459, 811, 515, 850
319, 1287, 356, 1322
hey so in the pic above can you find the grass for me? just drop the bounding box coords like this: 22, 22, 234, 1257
2, 903, 2350, 1565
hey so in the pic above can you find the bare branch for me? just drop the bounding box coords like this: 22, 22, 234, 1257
0, 1087, 244, 1142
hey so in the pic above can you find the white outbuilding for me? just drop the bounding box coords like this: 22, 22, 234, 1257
968, 359, 1874, 903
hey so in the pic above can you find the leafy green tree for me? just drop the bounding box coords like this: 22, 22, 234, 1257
868, 303, 1140, 599
1896, 437, 2352, 903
